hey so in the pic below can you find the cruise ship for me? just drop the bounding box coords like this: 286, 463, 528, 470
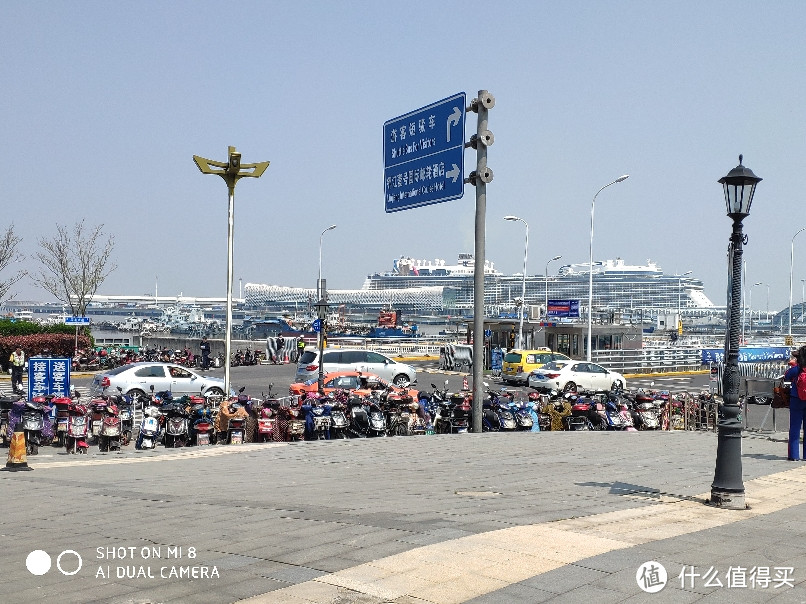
358, 254, 715, 318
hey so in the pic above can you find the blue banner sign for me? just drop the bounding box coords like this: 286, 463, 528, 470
701, 347, 791, 365
383, 92, 466, 213
547, 299, 580, 318
28, 357, 71, 399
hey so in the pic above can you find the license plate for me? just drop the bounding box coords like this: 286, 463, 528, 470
142, 438, 152, 448
197, 433, 210, 446
231, 431, 243, 444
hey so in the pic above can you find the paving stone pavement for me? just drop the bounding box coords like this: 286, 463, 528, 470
1, 430, 805, 603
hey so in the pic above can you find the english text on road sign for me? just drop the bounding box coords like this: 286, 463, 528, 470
384, 92, 466, 213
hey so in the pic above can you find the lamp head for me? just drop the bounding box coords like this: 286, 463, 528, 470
503, 215, 521, 222
719, 155, 762, 218
616, 174, 629, 182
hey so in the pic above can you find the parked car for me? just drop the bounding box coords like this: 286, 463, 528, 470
528, 360, 626, 393
90, 362, 234, 398
501, 349, 571, 385
294, 348, 417, 387
289, 371, 417, 399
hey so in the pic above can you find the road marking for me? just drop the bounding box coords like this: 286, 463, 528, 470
238, 467, 806, 604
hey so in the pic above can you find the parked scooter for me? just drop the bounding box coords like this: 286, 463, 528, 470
188, 399, 216, 445
302, 393, 332, 440
0, 393, 22, 447
161, 399, 190, 448
136, 406, 163, 449
64, 401, 89, 454
88, 398, 110, 445
17, 398, 52, 455
97, 402, 122, 452
433, 391, 472, 434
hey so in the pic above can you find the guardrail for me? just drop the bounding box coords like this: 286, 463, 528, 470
591, 347, 702, 374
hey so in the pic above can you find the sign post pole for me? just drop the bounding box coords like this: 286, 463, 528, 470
468, 91, 495, 434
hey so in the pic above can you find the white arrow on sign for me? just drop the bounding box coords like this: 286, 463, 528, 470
446, 164, 461, 183
446, 107, 461, 143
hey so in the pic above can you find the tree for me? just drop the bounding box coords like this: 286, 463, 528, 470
36, 220, 116, 316
0, 225, 25, 300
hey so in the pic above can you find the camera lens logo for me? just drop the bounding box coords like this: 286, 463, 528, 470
636, 560, 667, 593
26, 550, 82, 576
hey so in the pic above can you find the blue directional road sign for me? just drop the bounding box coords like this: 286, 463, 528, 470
312, 319, 322, 332
64, 316, 91, 325
384, 92, 466, 213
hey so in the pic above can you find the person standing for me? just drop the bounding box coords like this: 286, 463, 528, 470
296, 335, 306, 361
9, 346, 25, 394
200, 336, 211, 370
784, 346, 806, 461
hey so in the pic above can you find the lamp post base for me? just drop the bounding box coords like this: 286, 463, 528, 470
707, 488, 746, 510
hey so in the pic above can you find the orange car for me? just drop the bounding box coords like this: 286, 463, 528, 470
289, 371, 418, 400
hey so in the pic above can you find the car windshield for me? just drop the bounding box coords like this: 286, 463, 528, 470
542, 361, 567, 371
504, 353, 522, 363
102, 364, 131, 376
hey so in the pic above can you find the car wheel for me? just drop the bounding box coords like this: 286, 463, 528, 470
206, 387, 225, 397
612, 380, 624, 390
563, 382, 577, 393
392, 374, 411, 387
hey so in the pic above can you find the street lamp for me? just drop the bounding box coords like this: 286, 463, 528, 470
749, 281, 763, 335
711, 154, 762, 510
314, 298, 329, 394
545, 255, 562, 319
789, 228, 806, 337
318, 224, 337, 300
504, 216, 528, 348
193, 146, 270, 396
317, 224, 337, 375
587, 175, 629, 361
801, 278, 806, 324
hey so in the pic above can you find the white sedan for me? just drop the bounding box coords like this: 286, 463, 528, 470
528, 360, 626, 393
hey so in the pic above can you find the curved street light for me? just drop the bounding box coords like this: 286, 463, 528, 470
504, 216, 528, 348
318, 224, 337, 299
789, 227, 806, 337
587, 175, 629, 361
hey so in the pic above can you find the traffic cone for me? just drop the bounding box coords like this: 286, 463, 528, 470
462, 376, 468, 390
2, 431, 33, 472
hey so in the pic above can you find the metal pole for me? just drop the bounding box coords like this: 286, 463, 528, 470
472, 90, 492, 434
519, 222, 528, 348
711, 215, 746, 509
587, 176, 629, 362
545, 255, 561, 320
224, 185, 234, 397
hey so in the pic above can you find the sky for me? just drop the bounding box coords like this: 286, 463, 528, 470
2, 1, 805, 314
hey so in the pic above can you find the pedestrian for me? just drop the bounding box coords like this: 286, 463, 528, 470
275, 334, 285, 364
784, 346, 806, 461
296, 335, 306, 361
9, 346, 25, 394
200, 336, 211, 370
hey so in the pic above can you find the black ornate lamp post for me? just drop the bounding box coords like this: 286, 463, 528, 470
710, 155, 762, 510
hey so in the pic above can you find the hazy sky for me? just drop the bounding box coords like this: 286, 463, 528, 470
2, 1, 805, 314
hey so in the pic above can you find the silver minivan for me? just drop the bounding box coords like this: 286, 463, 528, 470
294, 348, 417, 387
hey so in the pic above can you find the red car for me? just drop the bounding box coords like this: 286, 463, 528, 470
289, 371, 418, 400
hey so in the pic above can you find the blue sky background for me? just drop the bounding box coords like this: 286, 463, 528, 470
2, 1, 804, 313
